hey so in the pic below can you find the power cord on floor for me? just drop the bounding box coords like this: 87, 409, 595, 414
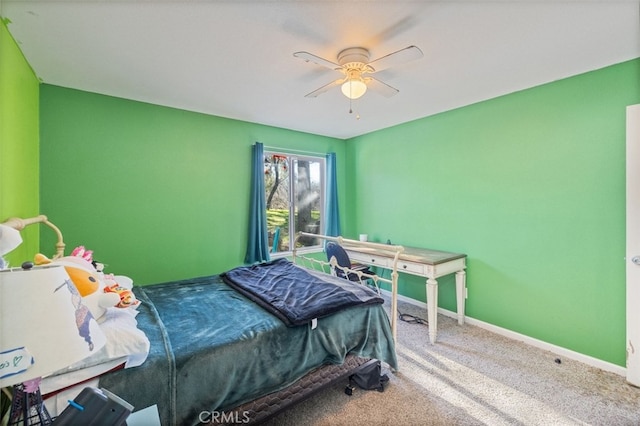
398, 310, 428, 326
368, 246, 429, 327
373, 265, 428, 327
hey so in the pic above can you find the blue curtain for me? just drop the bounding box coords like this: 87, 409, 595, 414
324, 152, 341, 237
245, 142, 270, 264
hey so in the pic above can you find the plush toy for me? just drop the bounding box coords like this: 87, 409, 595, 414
71, 245, 106, 273
104, 284, 140, 308
101, 272, 139, 308
35, 253, 98, 296
71, 245, 93, 263
72, 246, 139, 310
35, 252, 121, 320
37, 245, 140, 318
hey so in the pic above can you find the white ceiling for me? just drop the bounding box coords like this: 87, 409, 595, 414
2, 1, 639, 139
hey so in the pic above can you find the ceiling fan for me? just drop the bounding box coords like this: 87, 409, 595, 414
293, 45, 423, 100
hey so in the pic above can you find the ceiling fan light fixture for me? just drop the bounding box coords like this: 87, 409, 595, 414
341, 69, 367, 99
296, 45, 421, 100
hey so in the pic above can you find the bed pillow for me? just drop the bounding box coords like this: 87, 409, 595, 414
50, 306, 150, 375
97, 307, 150, 367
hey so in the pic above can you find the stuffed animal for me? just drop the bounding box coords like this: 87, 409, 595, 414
71, 245, 105, 273
71, 246, 139, 310
95, 265, 138, 308
104, 284, 140, 308
35, 253, 121, 320
71, 245, 93, 263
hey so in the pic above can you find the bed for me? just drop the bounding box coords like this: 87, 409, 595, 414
1, 217, 402, 425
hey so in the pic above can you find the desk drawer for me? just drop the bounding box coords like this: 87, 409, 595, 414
345, 248, 465, 280
396, 261, 425, 276
349, 252, 425, 276
348, 251, 390, 267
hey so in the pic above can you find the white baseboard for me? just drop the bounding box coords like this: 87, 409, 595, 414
384, 290, 627, 377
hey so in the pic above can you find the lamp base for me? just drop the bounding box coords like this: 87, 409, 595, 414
8, 381, 52, 426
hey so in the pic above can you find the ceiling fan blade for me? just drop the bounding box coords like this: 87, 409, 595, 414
366, 45, 423, 73
304, 79, 343, 98
294, 51, 341, 71
365, 77, 399, 98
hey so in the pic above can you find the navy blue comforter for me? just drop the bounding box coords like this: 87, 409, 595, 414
221, 258, 384, 326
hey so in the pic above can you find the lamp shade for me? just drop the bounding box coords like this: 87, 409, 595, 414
0, 224, 22, 256
341, 78, 367, 100
0, 265, 106, 387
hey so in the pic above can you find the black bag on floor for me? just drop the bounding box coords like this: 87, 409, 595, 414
349, 359, 389, 393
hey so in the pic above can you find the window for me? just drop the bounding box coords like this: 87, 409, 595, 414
264, 151, 324, 253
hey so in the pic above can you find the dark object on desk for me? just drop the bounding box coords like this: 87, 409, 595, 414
326, 242, 373, 281
53, 387, 132, 426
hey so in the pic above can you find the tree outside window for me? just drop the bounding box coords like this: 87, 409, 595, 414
264, 152, 324, 252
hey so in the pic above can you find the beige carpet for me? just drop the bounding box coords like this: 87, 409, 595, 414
263, 299, 640, 426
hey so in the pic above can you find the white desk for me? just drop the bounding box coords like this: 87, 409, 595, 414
344, 245, 467, 344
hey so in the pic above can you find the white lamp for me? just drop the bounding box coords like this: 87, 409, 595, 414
341, 70, 367, 100
0, 264, 107, 425
0, 225, 23, 269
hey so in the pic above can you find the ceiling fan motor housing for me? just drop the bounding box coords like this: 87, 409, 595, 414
338, 47, 370, 71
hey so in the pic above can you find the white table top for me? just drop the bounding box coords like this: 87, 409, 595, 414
344, 244, 466, 265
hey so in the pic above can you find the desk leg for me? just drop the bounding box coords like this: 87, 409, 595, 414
426, 278, 438, 344
455, 270, 466, 325
391, 270, 399, 343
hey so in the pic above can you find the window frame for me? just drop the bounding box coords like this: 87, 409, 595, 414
264, 150, 326, 255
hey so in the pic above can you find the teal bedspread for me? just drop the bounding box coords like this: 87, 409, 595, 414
99, 273, 396, 425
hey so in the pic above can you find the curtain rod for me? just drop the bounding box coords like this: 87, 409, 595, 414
263, 146, 326, 157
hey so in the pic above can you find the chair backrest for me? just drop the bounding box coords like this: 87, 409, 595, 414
325, 242, 352, 269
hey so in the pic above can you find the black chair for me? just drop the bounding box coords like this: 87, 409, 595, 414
325, 242, 373, 282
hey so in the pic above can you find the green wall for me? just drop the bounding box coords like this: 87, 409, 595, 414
12, 10, 636, 366
39, 86, 346, 285
345, 58, 640, 366
0, 19, 40, 265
